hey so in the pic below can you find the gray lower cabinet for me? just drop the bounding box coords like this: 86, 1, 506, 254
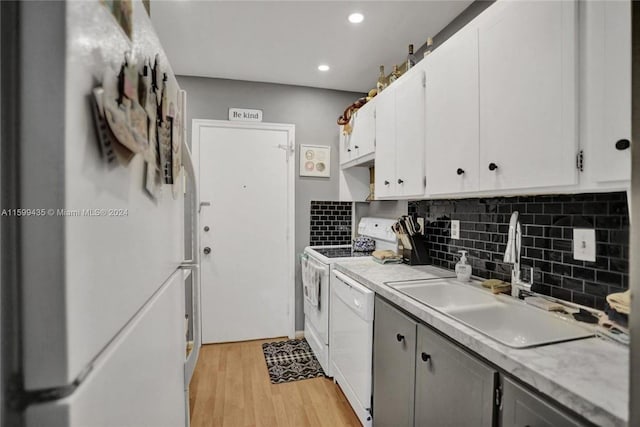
500, 377, 585, 427
373, 297, 417, 427
415, 323, 496, 427
373, 296, 587, 427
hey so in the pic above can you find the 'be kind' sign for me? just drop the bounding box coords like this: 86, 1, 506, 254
228, 108, 263, 122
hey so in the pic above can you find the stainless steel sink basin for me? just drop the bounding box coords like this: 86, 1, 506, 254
386, 279, 594, 348
450, 303, 594, 348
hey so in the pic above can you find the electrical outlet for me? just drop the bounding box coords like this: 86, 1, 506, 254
573, 228, 596, 262
451, 220, 460, 240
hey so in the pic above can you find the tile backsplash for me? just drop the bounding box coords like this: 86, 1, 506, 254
310, 201, 352, 246
408, 192, 629, 310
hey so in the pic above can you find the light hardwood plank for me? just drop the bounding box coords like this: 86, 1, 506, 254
189, 338, 361, 427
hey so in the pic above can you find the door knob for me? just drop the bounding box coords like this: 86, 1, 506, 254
397, 178, 404, 184
204, 226, 210, 232
203, 247, 211, 255
421, 352, 431, 362
456, 168, 465, 175
396, 333, 405, 342
488, 162, 498, 171
615, 139, 631, 150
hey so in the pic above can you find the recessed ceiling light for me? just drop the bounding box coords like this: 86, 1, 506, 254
318, 64, 330, 72
348, 13, 364, 24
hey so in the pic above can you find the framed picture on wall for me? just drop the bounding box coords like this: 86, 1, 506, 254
299, 145, 330, 178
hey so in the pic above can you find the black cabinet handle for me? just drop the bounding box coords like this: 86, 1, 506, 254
347, 148, 351, 152
421, 352, 431, 362
488, 163, 498, 171
456, 168, 465, 175
397, 178, 404, 184
615, 139, 631, 150
396, 333, 405, 342
384, 180, 390, 186
354, 145, 359, 149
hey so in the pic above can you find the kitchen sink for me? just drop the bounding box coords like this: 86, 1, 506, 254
386, 279, 594, 348
388, 279, 501, 311
450, 303, 594, 348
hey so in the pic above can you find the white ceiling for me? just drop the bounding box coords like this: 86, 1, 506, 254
151, 1, 473, 93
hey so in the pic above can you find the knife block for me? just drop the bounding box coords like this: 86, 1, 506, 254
402, 234, 431, 265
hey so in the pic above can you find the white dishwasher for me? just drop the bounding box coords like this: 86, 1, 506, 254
330, 270, 374, 427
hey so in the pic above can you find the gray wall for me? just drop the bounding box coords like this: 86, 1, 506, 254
178, 76, 362, 330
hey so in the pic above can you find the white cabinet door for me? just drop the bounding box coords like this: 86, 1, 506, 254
374, 89, 397, 198
350, 99, 376, 161
339, 126, 352, 165
592, 0, 631, 183
395, 67, 426, 197
425, 27, 480, 196
478, 0, 578, 191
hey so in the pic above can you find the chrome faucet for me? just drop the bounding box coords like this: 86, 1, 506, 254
504, 211, 532, 298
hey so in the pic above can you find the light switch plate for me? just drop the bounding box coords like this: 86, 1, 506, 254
573, 228, 596, 262
451, 220, 460, 240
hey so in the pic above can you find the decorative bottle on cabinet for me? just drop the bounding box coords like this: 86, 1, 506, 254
389, 65, 401, 84
406, 44, 417, 70
376, 65, 388, 93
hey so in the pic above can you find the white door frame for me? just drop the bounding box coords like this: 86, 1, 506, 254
191, 119, 296, 340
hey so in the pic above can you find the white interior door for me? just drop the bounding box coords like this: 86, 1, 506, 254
195, 120, 295, 343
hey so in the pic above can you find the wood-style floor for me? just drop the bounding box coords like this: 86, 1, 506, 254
189, 338, 361, 427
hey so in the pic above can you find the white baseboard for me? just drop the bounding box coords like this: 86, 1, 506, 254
295, 330, 305, 339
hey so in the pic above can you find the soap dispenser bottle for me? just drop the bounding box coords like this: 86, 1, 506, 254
455, 250, 472, 282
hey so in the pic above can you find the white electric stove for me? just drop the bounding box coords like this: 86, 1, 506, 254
301, 217, 397, 377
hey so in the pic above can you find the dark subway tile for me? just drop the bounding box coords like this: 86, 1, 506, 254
562, 277, 584, 292
572, 292, 595, 308
583, 202, 608, 214
553, 263, 572, 276
563, 202, 584, 214
544, 203, 562, 214
572, 267, 595, 281
544, 273, 563, 286
584, 282, 609, 298
609, 230, 629, 245
534, 215, 552, 225
553, 239, 572, 252
596, 216, 621, 229
609, 202, 628, 215
551, 287, 572, 301
596, 270, 622, 286
526, 203, 543, 213
609, 258, 628, 274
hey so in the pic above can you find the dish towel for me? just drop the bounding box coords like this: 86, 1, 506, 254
606, 290, 630, 315
302, 257, 321, 309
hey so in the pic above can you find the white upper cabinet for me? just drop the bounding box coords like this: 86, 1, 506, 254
477, 0, 578, 191
394, 67, 427, 197
580, 0, 631, 185
424, 26, 480, 196
340, 98, 376, 167
374, 88, 397, 198
374, 65, 426, 199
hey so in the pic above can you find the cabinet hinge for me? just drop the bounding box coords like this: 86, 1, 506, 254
423, 176, 427, 188
576, 150, 584, 172
422, 73, 426, 88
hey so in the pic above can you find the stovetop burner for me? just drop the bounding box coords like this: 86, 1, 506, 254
312, 247, 373, 258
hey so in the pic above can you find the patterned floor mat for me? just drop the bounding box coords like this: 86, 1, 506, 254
261, 338, 325, 384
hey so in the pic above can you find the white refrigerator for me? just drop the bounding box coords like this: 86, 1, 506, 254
2, 1, 199, 425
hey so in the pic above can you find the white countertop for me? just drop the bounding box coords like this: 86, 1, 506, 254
335, 259, 629, 427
